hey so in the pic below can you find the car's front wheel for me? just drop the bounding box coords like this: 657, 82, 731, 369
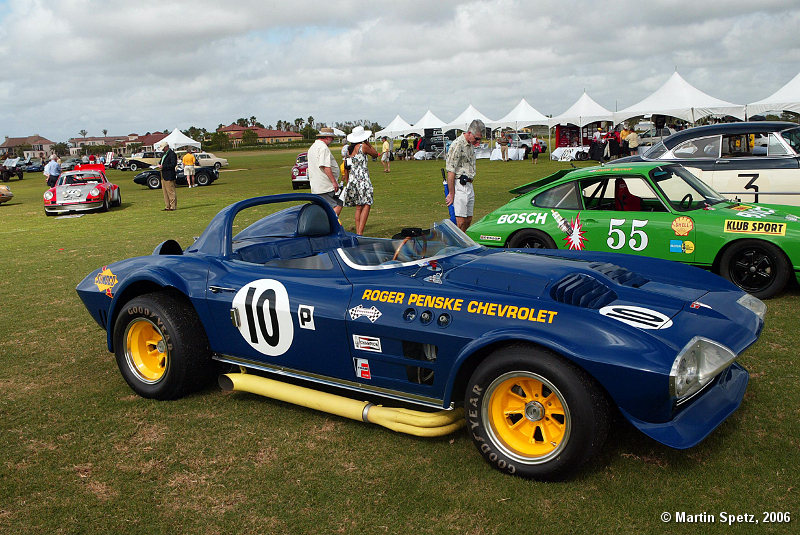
147, 175, 161, 189
113, 292, 213, 400
466, 345, 610, 480
129, 162, 138, 172
214, 162, 221, 170
113, 190, 122, 207
507, 229, 556, 249
196, 173, 210, 186
719, 239, 790, 299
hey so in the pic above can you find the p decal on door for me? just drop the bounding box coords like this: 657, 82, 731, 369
232, 279, 294, 356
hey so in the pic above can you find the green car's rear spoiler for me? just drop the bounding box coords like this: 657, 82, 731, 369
509, 169, 575, 195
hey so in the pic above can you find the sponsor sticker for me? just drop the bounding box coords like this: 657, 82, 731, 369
94, 266, 118, 297
297, 305, 315, 330
354, 358, 372, 379
671, 216, 693, 236
785, 214, 798, 222
497, 212, 547, 225
480, 235, 502, 242
735, 206, 775, 219
728, 204, 753, 211
724, 220, 786, 236
670, 240, 695, 254
353, 335, 382, 353
349, 305, 382, 322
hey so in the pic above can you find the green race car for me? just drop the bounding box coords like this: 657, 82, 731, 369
467, 162, 800, 299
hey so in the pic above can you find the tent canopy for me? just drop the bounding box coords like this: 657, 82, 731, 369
487, 98, 549, 130
747, 72, 800, 116
443, 104, 494, 132
405, 110, 446, 136
154, 128, 201, 150
549, 92, 613, 128
614, 72, 745, 125
375, 115, 412, 138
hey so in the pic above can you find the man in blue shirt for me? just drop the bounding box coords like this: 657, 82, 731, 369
43, 155, 61, 187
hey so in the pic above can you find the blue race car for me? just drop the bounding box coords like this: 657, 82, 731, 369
77, 193, 765, 480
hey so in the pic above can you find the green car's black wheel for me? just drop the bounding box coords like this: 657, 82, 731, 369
719, 239, 790, 299
507, 229, 556, 249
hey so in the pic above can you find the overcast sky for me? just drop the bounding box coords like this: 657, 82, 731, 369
1, 0, 799, 142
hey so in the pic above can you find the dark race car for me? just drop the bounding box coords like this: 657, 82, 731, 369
77, 193, 764, 480
43, 164, 121, 216
133, 165, 219, 189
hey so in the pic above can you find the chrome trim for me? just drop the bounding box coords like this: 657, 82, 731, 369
212, 353, 449, 409
209, 285, 237, 293
336, 245, 481, 271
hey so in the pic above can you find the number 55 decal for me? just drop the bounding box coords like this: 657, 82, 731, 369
607, 219, 649, 251
232, 279, 294, 356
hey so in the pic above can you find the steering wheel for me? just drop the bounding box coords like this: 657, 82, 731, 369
392, 236, 428, 261
679, 193, 693, 210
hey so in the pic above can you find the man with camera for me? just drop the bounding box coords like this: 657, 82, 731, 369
445, 119, 484, 232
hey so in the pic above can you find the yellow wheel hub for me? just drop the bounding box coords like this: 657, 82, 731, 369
486, 373, 570, 462
125, 319, 168, 383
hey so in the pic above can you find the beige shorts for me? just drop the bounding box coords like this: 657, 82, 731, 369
184, 165, 195, 176
453, 181, 474, 217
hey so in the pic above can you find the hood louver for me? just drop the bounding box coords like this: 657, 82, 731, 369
550, 274, 617, 309
588, 262, 649, 287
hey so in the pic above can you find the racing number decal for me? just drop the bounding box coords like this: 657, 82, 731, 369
607, 219, 649, 251
740, 173, 759, 203
232, 279, 294, 356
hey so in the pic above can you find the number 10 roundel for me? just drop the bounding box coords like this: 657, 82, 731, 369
232, 279, 294, 356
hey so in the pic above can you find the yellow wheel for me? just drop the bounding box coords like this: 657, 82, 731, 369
466, 345, 609, 480
485, 372, 570, 463
124, 318, 168, 384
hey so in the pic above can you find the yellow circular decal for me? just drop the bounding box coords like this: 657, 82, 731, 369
683, 240, 695, 254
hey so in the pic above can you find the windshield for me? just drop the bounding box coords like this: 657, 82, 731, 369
780, 126, 800, 153
649, 166, 727, 211
59, 173, 102, 185
339, 219, 479, 269
643, 142, 667, 159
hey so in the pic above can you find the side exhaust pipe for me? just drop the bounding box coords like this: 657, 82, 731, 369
219, 373, 464, 437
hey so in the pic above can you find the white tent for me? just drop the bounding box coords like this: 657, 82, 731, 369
614, 72, 745, 125
443, 104, 494, 132
548, 92, 613, 128
375, 115, 412, 138
487, 98, 549, 130
747, 72, 800, 117
405, 110, 446, 136
154, 128, 201, 150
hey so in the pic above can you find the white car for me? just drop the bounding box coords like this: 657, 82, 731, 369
506, 133, 548, 153
638, 127, 676, 146
194, 152, 228, 169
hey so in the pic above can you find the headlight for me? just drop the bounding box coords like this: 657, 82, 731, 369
737, 294, 766, 320
89, 187, 100, 197
44, 191, 54, 200
292, 168, 298, 177
670, 337, 736, 400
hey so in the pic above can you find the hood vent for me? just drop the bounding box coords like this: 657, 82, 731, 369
588, 262, 649, 288
550, 273, 617, 309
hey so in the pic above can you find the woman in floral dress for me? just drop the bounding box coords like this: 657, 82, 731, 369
342, 126, 379, 235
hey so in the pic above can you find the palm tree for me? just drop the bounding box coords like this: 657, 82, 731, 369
294, 118, 304, 132
79, 129, 88, 138
102, 129, 108, 138
249, 116, 258, 126
307, 116, 314, 129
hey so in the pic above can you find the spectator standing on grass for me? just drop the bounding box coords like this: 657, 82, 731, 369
159, 144, 178, 211
341, 126, 379, 235
43, 154, 61, 187
531, 138, 541, 165
625, 129, 640, 156
498, 133, 509, 161
381, 136, 391, 173
307, 127, 343, 216
445, 119, 484, 233
182, 150, 197, 188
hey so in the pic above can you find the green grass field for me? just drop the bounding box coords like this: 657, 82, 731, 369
1, 150, 797, 534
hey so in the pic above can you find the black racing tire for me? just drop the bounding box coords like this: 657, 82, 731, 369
129, 162, 138, 172
507, 229, 556, 249
147, 175, 161, 189
101, 193, 110, 212
113, 190, 122, 207
112, 292, 213, 400
576, 151, 589, 161
214, 162, 221, 170
196, 172, 210, 186
465, 344, 610, 480
719, 239, 790, 299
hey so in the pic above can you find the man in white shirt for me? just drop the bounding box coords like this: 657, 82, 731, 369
307, 127, 342, 215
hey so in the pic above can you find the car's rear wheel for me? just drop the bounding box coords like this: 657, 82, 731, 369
129, 162, 138, 172
719, 239, 790, 299
507, 229, 556, 249
466, 344, 610, 480
214, 162, 221, 170
196, 173, 210, 186
147, 175, 161, 189
113, 292, 213, 400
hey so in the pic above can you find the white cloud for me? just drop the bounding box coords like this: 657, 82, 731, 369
0, 0, 798, 141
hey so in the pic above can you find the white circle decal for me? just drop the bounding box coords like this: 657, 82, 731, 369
232, 279, 294, 355
599, 305, 673, 330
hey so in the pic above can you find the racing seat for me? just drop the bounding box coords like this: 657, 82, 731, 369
614, 178, 642, 211
296, 203, 331, 237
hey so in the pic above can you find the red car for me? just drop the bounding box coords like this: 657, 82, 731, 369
291, 152, 309, 190
43, 164, 122, 216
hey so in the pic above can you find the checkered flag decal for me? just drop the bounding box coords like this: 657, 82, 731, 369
349, 305, 382, 323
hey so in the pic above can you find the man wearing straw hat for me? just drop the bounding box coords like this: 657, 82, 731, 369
307, 127, 343, 215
